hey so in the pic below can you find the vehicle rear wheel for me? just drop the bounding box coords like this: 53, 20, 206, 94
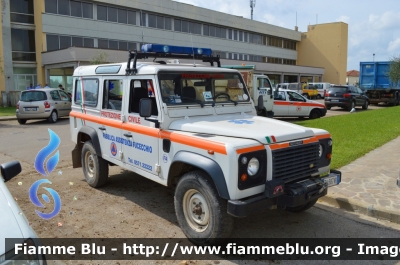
362, 100, 369, 110
302, 93, 309, 99
47, 110, 58, 123
82, 141, 109, 188
316, 94, 322, 99
174, 170, 233, 244
17, 119, 27, 125
286, 199, 318, 213
309, 109, 321, 119
348, 101, 355, 111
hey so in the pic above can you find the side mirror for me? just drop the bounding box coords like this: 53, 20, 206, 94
1, 161, 21, 182
139, 98, 152, 118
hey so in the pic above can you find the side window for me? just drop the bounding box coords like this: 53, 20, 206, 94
129, 79, 158, 116
102, 80, 123, 111
60, 91, 70, 101
50, 90, 61, 100
74, 79, 99, 107
287, 91, 305, 102
357, 88, 363, 94
273, 91, 286, 100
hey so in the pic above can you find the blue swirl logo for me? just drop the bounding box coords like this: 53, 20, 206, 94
29, 179, 61, 219
34, 129, 60, 176
30, 129, 62, 219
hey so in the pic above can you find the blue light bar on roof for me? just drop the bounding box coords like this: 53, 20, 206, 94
141, 44, 212, 56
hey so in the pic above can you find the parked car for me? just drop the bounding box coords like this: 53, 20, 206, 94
16, 88, 72, 124
308, 82, 331, 99
288, 82, 319, 99
276, 83, 290, 89
324, 85, 369, 111
273, 89, 327, 119
0, 161, 46, 264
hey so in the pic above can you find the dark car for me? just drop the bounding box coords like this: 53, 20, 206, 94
324, 85, 369, 111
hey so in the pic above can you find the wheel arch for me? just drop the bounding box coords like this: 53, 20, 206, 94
168, 151, 230, 200
72, 126, 102, 168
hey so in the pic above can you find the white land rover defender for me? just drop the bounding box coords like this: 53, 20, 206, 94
70, 44, 341, 244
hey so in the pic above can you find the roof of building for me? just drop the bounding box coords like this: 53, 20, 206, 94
346, 70, 359, 77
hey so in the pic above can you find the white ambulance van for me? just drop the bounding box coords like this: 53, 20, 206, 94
70, 44, 341, 244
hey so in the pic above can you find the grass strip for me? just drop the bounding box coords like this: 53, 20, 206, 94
295, 107, 400, 169
0, 106, 16, 116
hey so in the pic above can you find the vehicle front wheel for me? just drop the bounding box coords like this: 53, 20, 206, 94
316, 94, 322, 99
174, 171, 233, 244
325, 105, 331, 110
82, 141, 109, 188
309, 109, 321, 119
362, 100, 369, 110
17, 119, 27, 125
285, 199, 318, 213
47, 110, 58, 123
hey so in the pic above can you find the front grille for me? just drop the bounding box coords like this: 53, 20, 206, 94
272, 143, 319, 183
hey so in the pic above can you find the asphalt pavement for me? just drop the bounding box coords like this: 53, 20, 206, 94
1, 110, 399, 224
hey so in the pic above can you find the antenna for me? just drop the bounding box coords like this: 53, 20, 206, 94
250, 0, 256, 20
190, 33, 196, 67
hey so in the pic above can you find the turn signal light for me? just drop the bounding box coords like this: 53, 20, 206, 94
240, 174, 248, 182
44, 101, 51, 108
326, 153, 332, 159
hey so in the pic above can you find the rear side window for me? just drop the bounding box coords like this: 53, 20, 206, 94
50, 90, 61, 100
329, 86, 348, 93
74, 78, 99, 107
20, 91, 47, 102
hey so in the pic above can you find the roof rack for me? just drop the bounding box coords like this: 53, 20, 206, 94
125, 50, 221, 75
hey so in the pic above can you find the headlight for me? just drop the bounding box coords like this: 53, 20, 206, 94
319, 144, 323, 158
247, 158, 260, 176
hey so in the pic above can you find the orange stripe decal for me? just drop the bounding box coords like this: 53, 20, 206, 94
70, 111, 227, 155
160, 131, 227, 155
315, 134, 331, 140
269, 142, 290, 150
236, 145, 265, 154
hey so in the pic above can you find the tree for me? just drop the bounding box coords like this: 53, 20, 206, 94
90, 52, 109, 65
388, 55, 400, 86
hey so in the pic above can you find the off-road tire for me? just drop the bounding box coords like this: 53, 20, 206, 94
174, 170, 234, 244
285, 199, 318, 213
47, 110, 58, 123
309, 109, 321, 119
17, 119, 27, 125
82, 141, 108, 188
325, 105, 331, 110
362, 100, 368, 110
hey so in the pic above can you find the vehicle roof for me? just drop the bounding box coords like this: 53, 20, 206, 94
22, 88, 61, 92
277, 88, 299, 93
73, 61, 239, 76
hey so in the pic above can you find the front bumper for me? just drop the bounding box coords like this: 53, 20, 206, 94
227, 170, 341, 217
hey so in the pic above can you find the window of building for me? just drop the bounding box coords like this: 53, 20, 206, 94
157, 15, 164, 29
72, 36, 83, 47
148, 14, 157, 28
238, 31, 243, 41
174, 19, 181, 32
165, 17, 172, 30
128, 42, 137, 51
60, 35, 71, 49
118, 9, 127, 24
181, 20, 189, 33
243, 32, 248, 42
140, 12, 146, 26
119, 41, 127, 50
268, 36, 282, 48
249, 33, 263, 45
203, 24, 209, 36
97, 5, 107, 21
84, 38, 94, 48
283, 39, 296, 50
108, 7, 117, 22
10, 0, 34, 24
109, 40, 119, 50
11, 29, 36, 62
47, 35, 60, 51
98, 39, 108, 49
128, 10, 136, 25
45, 0, 93, 19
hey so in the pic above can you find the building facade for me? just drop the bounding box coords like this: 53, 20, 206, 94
1, 0, 347, 103
346, 70, 359, 86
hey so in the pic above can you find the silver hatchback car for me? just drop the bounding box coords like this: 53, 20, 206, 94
16, 88, 71, 124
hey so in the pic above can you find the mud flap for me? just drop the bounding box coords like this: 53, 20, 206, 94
72, 145, 82, 168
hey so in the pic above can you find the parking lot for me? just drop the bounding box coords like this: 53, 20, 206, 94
1, 103, 399, 265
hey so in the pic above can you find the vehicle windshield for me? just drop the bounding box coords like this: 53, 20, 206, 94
257, 77, 272, 94
20, 91, 47, 102
158, 71, 250, 106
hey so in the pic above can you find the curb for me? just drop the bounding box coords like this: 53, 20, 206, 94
0, 116, 17, 121
319, 195, 400, 224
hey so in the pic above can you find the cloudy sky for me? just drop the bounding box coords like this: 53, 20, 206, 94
174, 0, 400, 71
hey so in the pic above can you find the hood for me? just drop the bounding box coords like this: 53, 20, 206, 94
0, 181, 24, 255
169, 114, 315, 144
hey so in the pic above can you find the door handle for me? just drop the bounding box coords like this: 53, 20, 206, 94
124, 133, 133, 138
98, 126, 106, 131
